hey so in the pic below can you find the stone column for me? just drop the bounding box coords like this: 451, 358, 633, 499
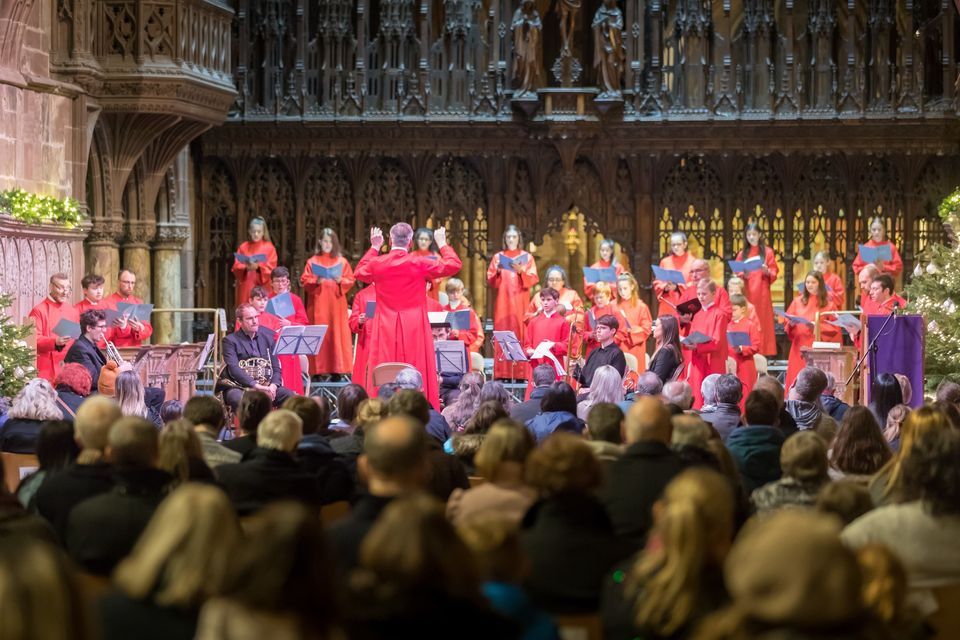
85, 218, 124, 290
152, 223, 190, 344
122, 222, 155, 301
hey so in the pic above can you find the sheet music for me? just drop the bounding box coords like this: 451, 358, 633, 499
530, 340, 566, 375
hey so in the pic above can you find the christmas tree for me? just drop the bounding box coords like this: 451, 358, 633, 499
904, 188, 960, 385
0, 290, 37, 399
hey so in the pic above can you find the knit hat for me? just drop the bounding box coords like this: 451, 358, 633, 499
724, 510, 863, 627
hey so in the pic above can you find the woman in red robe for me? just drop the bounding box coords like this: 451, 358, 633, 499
583, 239, 626, 299
442, 278, 484, 356
851, 217, 903, 279
653, 231, 697, 317
783, 271, 840, 392
487, 225, 539, 379
525, 265, 585, 359
412, 227, 443, 301
300, 228, 355, 377
813, 251, 846, 310
727, 293, 762, 408
734, 222, 778, 356
349, 284, 376, 394
615, 274, 653, 372
231, 217, 278, 307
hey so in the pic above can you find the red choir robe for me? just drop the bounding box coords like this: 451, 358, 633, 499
487, 250, 538, 379
411, 249, 443, 301
355, 245, 462, 409
75, 298, 111, 347
784, 295, 839, 392
300, 254, 355, 375
856, 293, 906, 350
583, 302, 621, 356
728, 315, 761, 409
615, 298, 653, 373
851, 239, 903, 278
583, 259, 626, 299
104, 292, 154, 347
683, 302, 730, 409
679, 285, 733, 337
654, 252, 696, 318
823, 271, 846, 310
523, 310, 571, 382
525, 288, 585, 357
268, 290, 309, 395
28, 297, 79, 383
232, 239, 278, 306
349, 285, 377, 394
735, 245, 778, 356
443, 301, 484, 356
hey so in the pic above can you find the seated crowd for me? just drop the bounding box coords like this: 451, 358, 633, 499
2, 365, 960, 640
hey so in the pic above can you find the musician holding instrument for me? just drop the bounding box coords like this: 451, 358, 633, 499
573, 314, 626, 396
219, 303, 294, 412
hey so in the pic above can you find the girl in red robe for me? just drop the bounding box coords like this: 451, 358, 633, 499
442, 278, 484, 356
232, 217, 278, 307
487, 225, 539, 379
300, 228, 355, 377
728, 293, 761, 408
349, 284, 376, 394
653, 231, 697, 317
615, 274, 653, 372
813, 251, 846, 310
734, 222, 778, 356
852, 217, 903, 279
783, 271, 840, 392
412, 227, 443, 301
583, 239, 626, 299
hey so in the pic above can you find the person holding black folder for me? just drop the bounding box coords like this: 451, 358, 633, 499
28, 272, 79, 383
300, 229, 355, 379
683, 280, 730, 409
104, 269, 153, 347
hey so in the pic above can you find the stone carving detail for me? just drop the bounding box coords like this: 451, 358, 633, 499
592, 0, 626, 98
511, 0, 542, 97
87, 218, 126, 244
153, 223, 190, 248
303, 161, 353, 253
425, 158, 487, 258
360, 160, 416, 230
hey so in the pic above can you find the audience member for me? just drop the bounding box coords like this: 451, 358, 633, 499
855, 544, 926, 638
602, 469, 734, 640
870, 372, 904, 431
585, 402, 624, 466
284, 395, 352, 504
183, 395, 240, 468
931, 399, 960, 430
159, 400, 183, 424
525, 382, 585, 444
377, 381, 401, 401
661, 380, 693, 412
634, 371, 664, 398
217, 410, 322, 515
698, 373, 721, 413
116, 370, 161, 427
395, 368, 453, 443
699, 374, 743, 440
99, 484, 241, 640
0, 377, 63, 453
453, 400, 510, 474
443, 371, 485, 432
479, 381, 515, 413
66, 416, 174, 575
331, 382, 368, 430
894, 373, 913, 406
222, 389, 271, 457
724, 390, 785, 493
753, 374, 798, 437
868, 405, 952, 506
603, 397, 686, 547
158, 419, 215, 486
819, 372, 850, 421
828, 406, 892, 481
751, 430, 829, 513
54, 362, 93, 420
934, 379, 960, 407
522, 433, 631, 613
784, 367, 837, 441
332, 397, 382, 469
511, 365, 554, 425
16, 419, 78, 507
576, 365, 624, 420
670, 414, 720, 469
816, 480, 875, 526
35, 395, 121, 541
882, 404, 910, 452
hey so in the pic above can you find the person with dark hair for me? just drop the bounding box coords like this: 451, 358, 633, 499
183, 395, 240, 469
450, 401, 510, 475
817, 480, 874, 525
648, 315, 683, 386
584, 239, 626, 299
53, 362, 92, 420
488, 225, 539, 380
284, 396, 352, 504
377, 382, 401, 401
411, 227, 442, 300
75, 273, 107, 316
510, 364, 554, 425
523, 287, 571, 384
63, 309, 108, 389
683, 279, 731, 410
935, 379, 960, 407
575, 313, 627, 392
829, 406, 892, 481
585, 402, 624, 466
754, 374, 798, 438
863, 272, 907, 316
700, 374, 743, 440
870, 372, 903, 430
785, 366, 837, 440
751, 431, 829, 513
525, 265, 585, 332
301, 228, 354, 379
783, 271, 839, 391
332, 383, 368, 429
222, 389, 271, 457
525, 382, 585, 444
724, 389, 785, 493
15, 420, 79, 508
159, 400, 182, 424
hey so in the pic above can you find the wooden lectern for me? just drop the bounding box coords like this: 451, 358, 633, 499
801, 345, 858, 406
117, 343, 206, 401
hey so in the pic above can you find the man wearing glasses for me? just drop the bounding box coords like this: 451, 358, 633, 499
64, 310, 109, 389
28, 273, 79, 382
105, 269, 153, 347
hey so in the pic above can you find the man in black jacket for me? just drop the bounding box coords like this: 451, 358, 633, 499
510, 364, 555, 425
601, 396, 686, 549
63, 309, 108, 389
218, 303, 295, 412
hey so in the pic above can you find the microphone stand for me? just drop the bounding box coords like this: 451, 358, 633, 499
845, 303, 899, 402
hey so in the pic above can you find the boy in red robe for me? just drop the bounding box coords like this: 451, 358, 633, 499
442, 278, 484, 356
28, 273, 79, 383
523, 287, 571, 384
75, 274, 110, 347
727, 294, 761, 408
104, 269, 153, 347
682, 279, 730, 409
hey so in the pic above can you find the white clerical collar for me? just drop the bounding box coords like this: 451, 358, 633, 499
543, 309, 557, 318
702, 301, 714, 311
390, 246, 409, 253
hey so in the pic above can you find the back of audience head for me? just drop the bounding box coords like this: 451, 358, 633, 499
540, 382, 578, 415
8, 377, 62, 421
930, 400, 960, 430
780, 431, 828, 485
107, 416, 159, 469
336, 383, 368, 425
875, 405, 953, 500
743, 390, 779, 428
636, 371, 663, 397
753, 374, 784, 408
478, 380, 512, 410
457, 514, 527, 584
791, 366, 827, 402
114, 484, 240, 608
35, 420, 80, 471
394, 368, 424, 391
256, 410, 303, 453
525, 433, 601, 496
464, 399, 509, 435
115, 371, 148, 419
935, 378, 960, 407
532, 364, 555, 388
714, 374, 743, 406
856, 544, 911, 629
830, 406, 891, 476
55, 362, 92, 397
625, 397, 672, 445
671, 414, 712, 450
586, 402, 623, 444
901, 427, 960, 516
354, 398, 387, 436
662, 380, 693, 411
236, 390, 270, 438
159, 419, 204, 485
822, 372, 837, 397
589, 366, 624, 404
700, 374, 721, 406
474, 420, 534, 483
629, 468, 735, 636
387, 388, 431, 426
184, 395, 226, 434
74, 395, 121, 454
361, 415, 428, 489
870, 373, 903, 426
159, 399, 183, 424
377, 382, 401, 401
882, 404, 910, 445
282, 395, 329, 435
815, 480, 874, 525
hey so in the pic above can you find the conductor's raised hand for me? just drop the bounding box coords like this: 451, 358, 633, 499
434, 226, 447, 249
370, 227, 384, 251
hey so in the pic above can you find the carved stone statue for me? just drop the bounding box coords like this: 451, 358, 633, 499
557, 0, 581, 56
512, 0, 543, 97
592, 0, 626, 97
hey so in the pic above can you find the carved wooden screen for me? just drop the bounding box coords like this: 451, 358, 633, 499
658, 156, 722, 261
244, 159, 297, 272
303, 160, 353, 257
360, 159, 417, 229
199, 160, 237, 311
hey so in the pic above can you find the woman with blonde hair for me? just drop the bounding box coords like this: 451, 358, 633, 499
882, 404, 910, 452
232, 216, 278, 306
116, 370, 160, 427
614, 273, 653, 371
577, 365, 624, 420
100, 484, 241, 640
158, 419, 215, 486
602, 468, 735, 639
0, 377, 63, 453
869, 405, 953, 506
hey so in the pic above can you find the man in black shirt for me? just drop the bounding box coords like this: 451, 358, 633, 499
576, 314, 627, 394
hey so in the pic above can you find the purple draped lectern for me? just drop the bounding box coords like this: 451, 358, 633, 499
865, 313, 925, 408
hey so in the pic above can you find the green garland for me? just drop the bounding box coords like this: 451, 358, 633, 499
0, 188, 82, 227
937, 186, 960, 222
0, 291, 37, 399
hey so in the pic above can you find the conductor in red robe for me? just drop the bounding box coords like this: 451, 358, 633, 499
354, 223, 462, 409
28, 273, 79, 383
683, 279, 730, 409
349, 284, 377, 394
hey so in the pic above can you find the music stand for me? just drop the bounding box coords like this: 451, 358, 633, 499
274, 325, 327, 357
435, 340, 468, 375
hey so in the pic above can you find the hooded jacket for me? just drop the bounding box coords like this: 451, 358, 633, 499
725, 425, 785, 493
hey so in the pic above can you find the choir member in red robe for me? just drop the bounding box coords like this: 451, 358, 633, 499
783, 271, 840, 392
523, 288, 571, 381
728, 293, 761, 407
866, 274, 907, 316
487, 225, 538, 379
654, 231, 697, 317
232, 217, 278, 307
354, 223, 462, 409
269, 266, 310, 326
857, 264, 880, 311
726, 277, 763, 345
412, 227, 443, 302
260, 276, 306, 395
583, 239, 627, 299
75, 274, 109, 347
682, 279, 730, 409
442, 278, 484, 356
349, 284, 377, 395
679, 261, 732, 330
28, 273, 79, 383
300, 229, 355, 377
583, 282, 619, 356
813, 251, 846, 310
524, 265, 585, 343
851, 217, 903, 279
615, 274, 653, 372
734, 223, 778, 356
104, 269, 153, 347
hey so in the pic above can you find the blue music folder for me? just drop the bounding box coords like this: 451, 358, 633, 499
726, 331, 753, 348
266, 293, 295, 318
858, 243, 892, 263
235, 252, 267, 264
365, 301, 376, 318
498, 253, 528, 272
652, 265, 686, 284
681, 331, 712, 346
778, 311, 814, 326
52, 318, 81, 339
728, 259, 763, 273
310, 262, 343, 280
583, 266, 617, 284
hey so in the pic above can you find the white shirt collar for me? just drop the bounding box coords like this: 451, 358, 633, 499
390, 246, 409, 253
